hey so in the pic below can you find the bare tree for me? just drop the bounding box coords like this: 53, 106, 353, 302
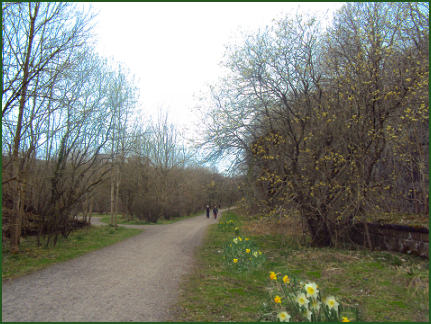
2, 2, 94, 252
33, 49, 116, 246
105, 63, 138, 226
147, 111, 189, 219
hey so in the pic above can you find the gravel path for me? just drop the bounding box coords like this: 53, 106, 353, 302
2, 212, 220, 322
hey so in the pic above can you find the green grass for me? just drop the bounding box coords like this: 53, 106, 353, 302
2, 225, 143, 280
95, 211, 202, 225
176, 209, 429, 322
176, 226, 270, 321
217, 210, 241, 233
97, 214, 149, 225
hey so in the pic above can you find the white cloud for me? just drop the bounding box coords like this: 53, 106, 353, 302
87, 2, 344, 141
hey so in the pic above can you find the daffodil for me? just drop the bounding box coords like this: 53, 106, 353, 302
310, 299, 321, 312
296, 293, 309, 307
325, 296, 339, 312
269, 271, 277, 280
274, 295, 282, 304
342, 316, 350, 322
277, 311, 290, 322
282, 275, 290, 284
304, 282, 319, 298
246, 248, 250, 253
304, 309, 312, 321
233, 258, 238, 263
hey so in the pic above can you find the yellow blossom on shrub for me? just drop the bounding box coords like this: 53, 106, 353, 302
282, 275, 290, 284
274, 295, 282, 304
270, 271, 277, 280
233, 258, 238, 263
246, 248, 251, 253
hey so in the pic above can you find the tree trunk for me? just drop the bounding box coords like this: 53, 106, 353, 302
114, 164, 121, 227
363, 220, 373, 250
88, 198, 94, 225
10, 3, 39, 253
82, 196, 88, 223
110, 164, 115, 226
306, 216, 332, 247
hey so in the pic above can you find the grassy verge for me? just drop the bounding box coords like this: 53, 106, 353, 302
2, 225, 143, 280
176, 209, 429, 322
96, 211, 202, 225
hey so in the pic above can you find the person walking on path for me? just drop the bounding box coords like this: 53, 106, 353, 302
213, 206, 218, 219
205, 205, 210, 218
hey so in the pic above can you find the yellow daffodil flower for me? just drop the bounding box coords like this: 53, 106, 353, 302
325, 296, 339, 312
304, 282, 318, 298
277, 311, 290, 322
296, 293, 309, 307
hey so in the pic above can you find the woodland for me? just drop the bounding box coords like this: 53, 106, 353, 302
2, 2, 429, 252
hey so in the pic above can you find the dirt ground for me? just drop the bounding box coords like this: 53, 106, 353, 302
2, 212, 220, 322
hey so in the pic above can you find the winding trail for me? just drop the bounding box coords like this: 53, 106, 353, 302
2, 212, 220, 322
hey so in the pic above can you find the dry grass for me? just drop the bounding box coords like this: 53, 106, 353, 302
241, 208, 307, 237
